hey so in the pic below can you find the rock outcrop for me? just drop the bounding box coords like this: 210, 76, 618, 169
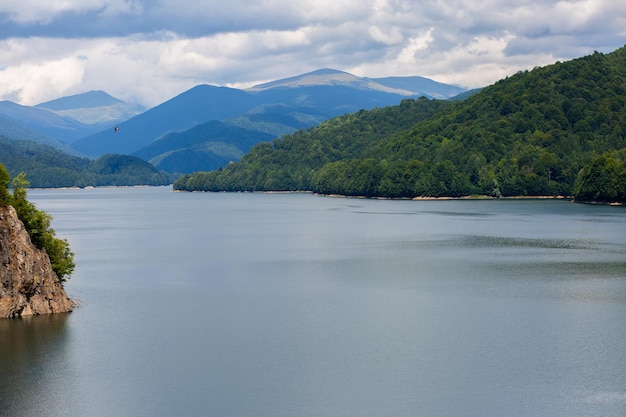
0, 205, 73, 318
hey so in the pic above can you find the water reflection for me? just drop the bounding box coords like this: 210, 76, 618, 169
0, 314, 70, 416
16, 188, 626, 417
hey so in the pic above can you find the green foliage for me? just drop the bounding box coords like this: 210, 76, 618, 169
133, 120, 276, 174
175, 97, 451, 193
573, 149, 626, 203
309, 158, 475, 198
0, 163, 10, 205
0, 137, 172, 188
89, 154, 172, 186
175, 47, 626, 200
7, 171, 75, 282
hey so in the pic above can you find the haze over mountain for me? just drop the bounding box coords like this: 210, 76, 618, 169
72, 84, 261, 157
249, 69, 465, 99
0, 90, 144, 147
370, 76, 467, 99
0, 100, 88, 144
174, 47, 626, 204
71, 69, 467, 173
132, 121, 275, 175
0, 68, 466, 175
36, 90, 144, 127
0, 113, 67, 149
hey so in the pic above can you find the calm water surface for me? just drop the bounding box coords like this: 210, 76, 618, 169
2, 187, 625, 417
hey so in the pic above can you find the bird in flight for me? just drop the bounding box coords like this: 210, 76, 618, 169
114, 125, 119, 133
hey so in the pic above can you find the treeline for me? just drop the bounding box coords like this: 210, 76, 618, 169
175, 47, 626, 203
0, 137, 171, 187
0, 164, 74, 282
175, 97, 452, 191
573, 149, 626, 203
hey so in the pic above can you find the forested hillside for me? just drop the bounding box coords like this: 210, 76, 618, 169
71, 70, 466, 173
132, 120, 275, 175
175, 47, 626, 203
175, 97, 451, 191
0, 137, 171, 187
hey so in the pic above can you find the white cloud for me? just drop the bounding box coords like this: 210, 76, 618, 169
397, 29, 435, 63
0, 56, 84, 104
297, 0, 368, 22
369, 26, 404, 45
0, 0, 624, 106
0, 0, 141, 24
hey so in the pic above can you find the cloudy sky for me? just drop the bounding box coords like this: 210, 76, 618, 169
1, 0, 625, 107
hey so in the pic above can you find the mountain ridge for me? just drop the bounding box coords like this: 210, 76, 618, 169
70, 69, 467, 171
36, 90, 126, 110
1, 69, 468, 177
72, 84, 262, 157
248, 68, 416, 95
0, 91, 143, 145
173, 46, 626, 203
0, 100, 89, 144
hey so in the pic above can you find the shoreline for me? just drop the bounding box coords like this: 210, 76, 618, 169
31, 187, 625, 206
411, 195, 572, 201
318, 193, 574, 201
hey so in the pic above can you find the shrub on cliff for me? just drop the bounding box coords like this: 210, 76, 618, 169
0, 166, 75, 282
0, 164, 10, 205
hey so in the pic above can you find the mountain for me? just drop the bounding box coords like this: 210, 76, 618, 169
73, 69, 466, 173
72, 85, 262, 157
249, 68, 465, 98
0, 113, 70, 150
0, 101, 89, 144
1, 69, 466, 177
132, 120, 275, 174
173, 97, 453, 192
36, 90, 143, 127
37, 90, 125, 110
174, 47, 626, 203
249, 68, 414, 94
0, 136, 170, 188
225, 103, 329, 137
0, 113, 81, 157
0, 91, 142, 147
131, 105, 329, 174
245, 68, 465, 114
370, 75, 466, 99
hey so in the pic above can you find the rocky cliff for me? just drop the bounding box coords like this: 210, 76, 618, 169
0, 205, 74, 318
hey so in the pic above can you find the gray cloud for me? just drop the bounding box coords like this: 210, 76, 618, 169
0, 0, 624, 106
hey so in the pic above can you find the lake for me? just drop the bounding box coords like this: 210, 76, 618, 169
2, 186, 626, 417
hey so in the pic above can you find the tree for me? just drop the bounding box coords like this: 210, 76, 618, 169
175, 46, 626, 198
9, 172, 75, 282
573, 150, 626, 203
0, 163, 10, 205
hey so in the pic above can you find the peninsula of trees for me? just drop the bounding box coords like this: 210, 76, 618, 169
175, 47, 626, 204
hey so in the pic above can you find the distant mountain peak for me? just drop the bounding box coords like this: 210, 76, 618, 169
36, 90, 124, 111
248, 68, 415, 95
34, 90, 143, 129
249, 68, 357, 91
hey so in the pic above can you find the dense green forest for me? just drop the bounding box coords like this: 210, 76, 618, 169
175, 47, 626, 203
0, 164, 74, 282
0, 137, 171, 187
175, 97, 452, 191
573, 148, 626, 203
